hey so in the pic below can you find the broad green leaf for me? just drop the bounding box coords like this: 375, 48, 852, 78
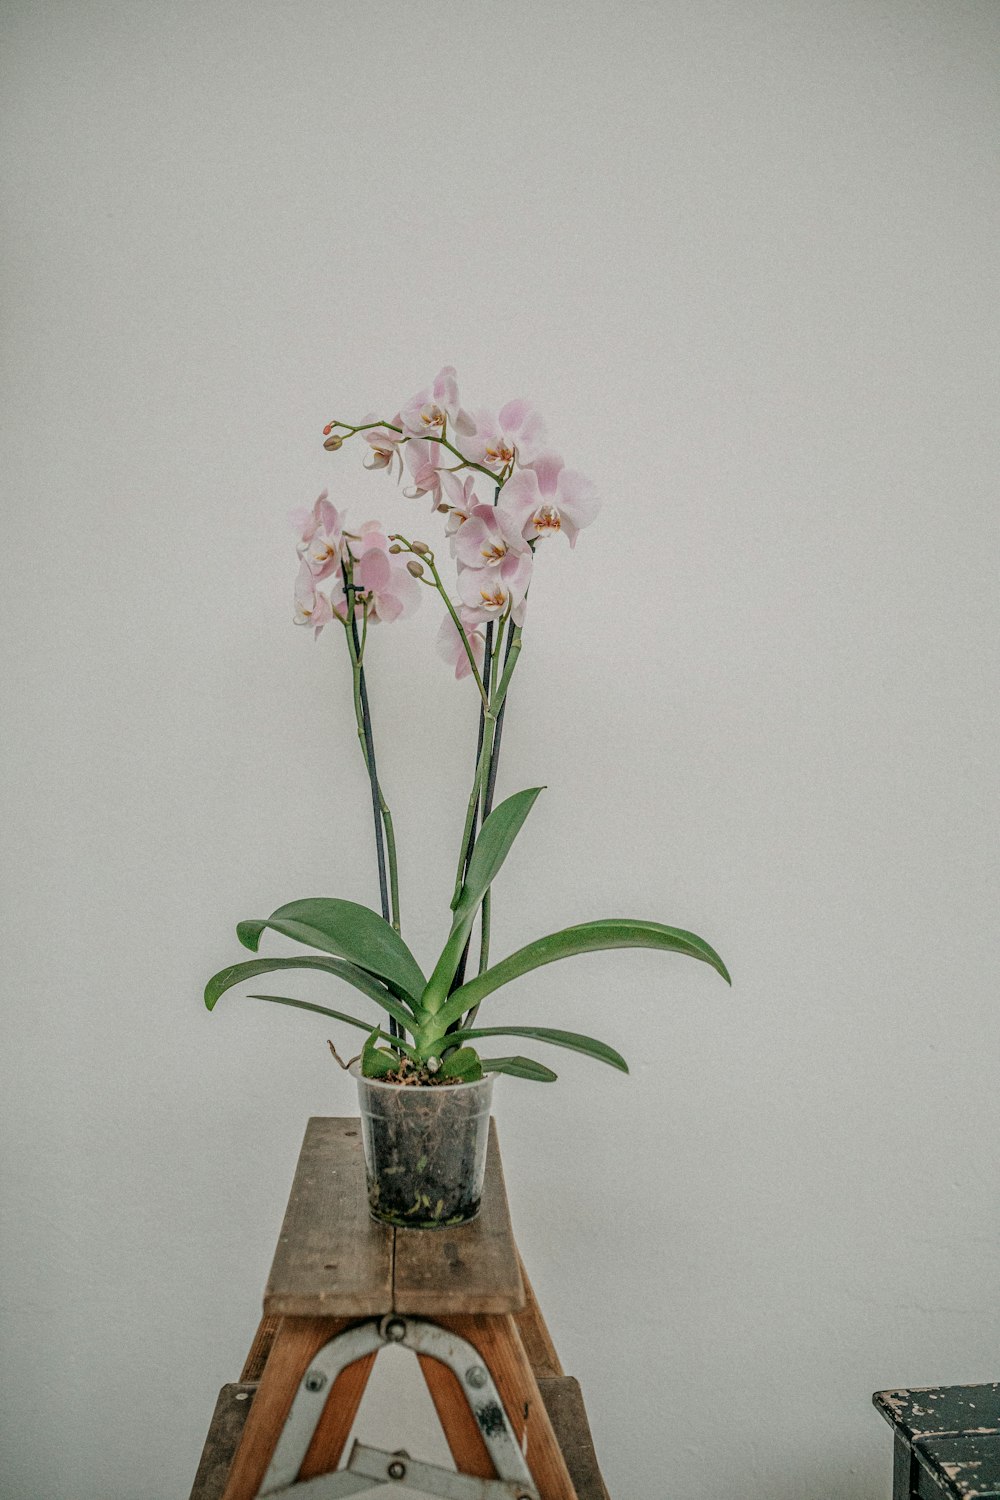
448, 1025, 628, 1073
236, 898, 426, 1006
438, 1047, 483, 1082
204, 956, 414, 1029
423, 787, 544, 1013
436, 917, 731, 1032
481, 1055, 558, 1083
244, 996, 418, 1058
453, 786, 544, 921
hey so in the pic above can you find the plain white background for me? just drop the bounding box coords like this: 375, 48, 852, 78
2, 3, 998, 1497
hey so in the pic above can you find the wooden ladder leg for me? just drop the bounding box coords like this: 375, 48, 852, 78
420, 1312, 579, 1500
240, 1314, 282, 1382
418, 1353, 495, 1480
514, 1252, 564, 1381
221, 1317, 376, 1500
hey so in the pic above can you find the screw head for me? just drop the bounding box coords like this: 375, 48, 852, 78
387, 1458, 407, 1480
304, 1369, 326, 1393
465, 1364, 488, 1389
384, 1317, 407, 1342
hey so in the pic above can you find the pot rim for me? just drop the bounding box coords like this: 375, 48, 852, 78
349, 1061, 494, 1093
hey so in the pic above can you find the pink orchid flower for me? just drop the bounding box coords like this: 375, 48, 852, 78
403, 438, 446, 508
457, 548, 532, 626
462, 399, 547, 472
361, 415, 405, 477
439, 471, 481, 547
453, 503, 531, 574
503, 452, 600, 548
343, 522, 420, 624
295, 492, 346, 580
293, 560, 334, 638
400, 365, 475, 439
435, 609, 487, 681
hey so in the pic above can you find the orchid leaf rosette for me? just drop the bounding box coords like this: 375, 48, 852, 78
205, 366, 730, 1086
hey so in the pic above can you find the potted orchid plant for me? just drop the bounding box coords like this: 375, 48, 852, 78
205, 366, 730, 1227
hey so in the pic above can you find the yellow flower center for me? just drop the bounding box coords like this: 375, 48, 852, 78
480, 541, 508, 563
534, 505, 561, 532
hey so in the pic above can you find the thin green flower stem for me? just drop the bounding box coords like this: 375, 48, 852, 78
450, 725, 493, 909
390, 535, 490, 709
464, 619, 522, 1028
341, 562, 402, 1040
445, 618, 494, 1006
327, 417, 503, 486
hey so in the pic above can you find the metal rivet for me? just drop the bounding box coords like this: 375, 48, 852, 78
465, 1364, 487, 1389
384, 1318, 407, 1342
387, 1459, 406, 1480
304, 1370, 327, 1393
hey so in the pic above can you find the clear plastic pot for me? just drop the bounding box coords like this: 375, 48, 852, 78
352, 1066, 494, 1228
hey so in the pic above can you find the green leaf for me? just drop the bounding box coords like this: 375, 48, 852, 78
204, 956, 414, 1029
453, 786, 544, 920
361, 1027, 400, 1078
435, 917, 731, 1032
437, 1047, 483, 1082
481, 1055, 558, 1083
423, 787, 544, 1013
244, 997, 418, 1058
448, 1025, 628, 1073
236, 898, 427, 1006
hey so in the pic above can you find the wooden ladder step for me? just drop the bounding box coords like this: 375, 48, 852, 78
189, 1376, 611, 1500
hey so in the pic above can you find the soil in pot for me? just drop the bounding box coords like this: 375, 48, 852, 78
355, 1070, 493, 1228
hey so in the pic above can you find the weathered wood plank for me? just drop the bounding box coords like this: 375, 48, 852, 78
540, 1377, 611, 1500
264, 1117, 393, 1317
189, 1385, 255, 1500
392, 1120, 525, 1315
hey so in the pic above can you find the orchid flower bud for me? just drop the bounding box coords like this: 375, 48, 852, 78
406, 560, 425, 578
323, 433, 343, 451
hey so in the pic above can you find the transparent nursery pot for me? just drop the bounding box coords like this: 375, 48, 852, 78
352, 1066, 494, 1229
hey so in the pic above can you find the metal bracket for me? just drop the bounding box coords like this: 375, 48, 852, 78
257, 1315, 538, 1500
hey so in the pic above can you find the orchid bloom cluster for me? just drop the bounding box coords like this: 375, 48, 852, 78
292, 365, 600, 692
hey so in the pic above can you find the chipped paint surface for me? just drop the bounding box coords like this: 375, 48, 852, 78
875, 1386, 1000, 1499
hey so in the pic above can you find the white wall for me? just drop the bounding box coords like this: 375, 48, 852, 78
2, 3, 998, 1497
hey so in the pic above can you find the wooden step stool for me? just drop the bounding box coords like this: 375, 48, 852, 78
189, 1117, 611, 1500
